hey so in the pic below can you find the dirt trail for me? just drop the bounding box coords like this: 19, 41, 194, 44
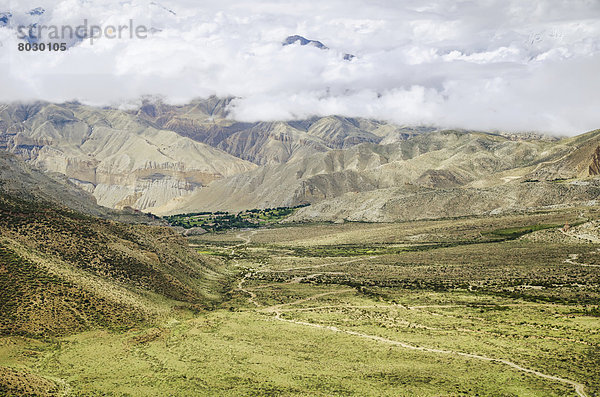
231, 229, 258, 255
261, 289, 355, 313
272, 311, 588, 397
234, 230, 261, 306
564, 253, 600, 268
235, 230, 257, 246
233, 231, 588, 397
272, 303, 596, 347
259, 285, 589, 396
237, 274, 260, 307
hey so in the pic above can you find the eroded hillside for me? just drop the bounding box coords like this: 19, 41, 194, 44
0, 101, 256, 211
3, 100, 600, 223
0, 156, 229, 337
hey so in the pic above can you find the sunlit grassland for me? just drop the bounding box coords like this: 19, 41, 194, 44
2, 206, 600, 396
0, 308, 578, 396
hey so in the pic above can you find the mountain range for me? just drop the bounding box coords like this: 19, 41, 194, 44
2, 98, 600, 223
0, 101, 255, 211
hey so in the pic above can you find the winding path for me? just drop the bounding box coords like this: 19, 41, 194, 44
564, 253, 600, 268
233, 230, 588, 397
260, 256, 377, 273
272, 311, 588, 397
237, 280, 590, 396
237, 273, 260, 307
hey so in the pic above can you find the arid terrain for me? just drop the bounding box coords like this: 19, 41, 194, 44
1, 100, 600, 396
2, 200, 600, 395
2, 0, 600, 394
4, 100, 600, 222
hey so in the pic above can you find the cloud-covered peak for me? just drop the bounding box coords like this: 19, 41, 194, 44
0, 12, 12, 26
0, 0, 599, 135
27, 7, 45, 16
283, 35, 328, 50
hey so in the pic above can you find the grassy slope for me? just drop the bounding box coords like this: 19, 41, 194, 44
0, 192, 230, 338
1, 205, 599, 396
0, 309, 576, 396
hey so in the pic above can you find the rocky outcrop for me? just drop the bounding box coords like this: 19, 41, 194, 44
589, 146, 600, 175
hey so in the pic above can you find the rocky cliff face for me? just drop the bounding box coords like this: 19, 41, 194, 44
0, 150, 161, 223
0, 102, 256, 211
0, 99, 422, 212
589, 146, 600, 176
5, 99, 595, 221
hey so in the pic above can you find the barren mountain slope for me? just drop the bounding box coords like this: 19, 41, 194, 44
3, 100, 597, 220
0, 102, 256, 210
0, 150, 160, 223
286, 180, 600, 222
526, 129, 600, 180
154, 130, 562, 214
134, 99, 424, 165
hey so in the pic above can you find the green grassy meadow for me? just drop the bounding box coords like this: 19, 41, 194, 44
2, 206, 600, 396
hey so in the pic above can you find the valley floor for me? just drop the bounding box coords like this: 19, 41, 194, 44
2, 208, 600, 396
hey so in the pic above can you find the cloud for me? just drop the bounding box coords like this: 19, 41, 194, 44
0, 0, 599, 134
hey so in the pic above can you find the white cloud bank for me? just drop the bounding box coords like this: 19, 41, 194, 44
1, 0, 599, 135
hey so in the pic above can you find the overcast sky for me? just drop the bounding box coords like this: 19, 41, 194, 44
1, 0, 599, 134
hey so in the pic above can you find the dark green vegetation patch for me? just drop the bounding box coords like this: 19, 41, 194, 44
164, 204, 309, 232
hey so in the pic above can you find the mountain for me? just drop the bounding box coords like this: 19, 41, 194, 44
0, 7, 46, 44
525, 129, 600, 181
1, 100, 416, 211
5, 98, 600, 223
0, 12, 10, 26
0, 153, 226, 337
0, 150, 104, 216
27, 7, 45, 16
283, 35, 355, 60
286, 180, 600, 222
0, 150, 161, 223
0, 102, 256, 211
274, 130, 600, 222
154, 130, 564, 214
283, 35, 328, 49
133, 99, 417, 165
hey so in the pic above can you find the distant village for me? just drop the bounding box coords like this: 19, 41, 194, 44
164, 204, 309, 232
